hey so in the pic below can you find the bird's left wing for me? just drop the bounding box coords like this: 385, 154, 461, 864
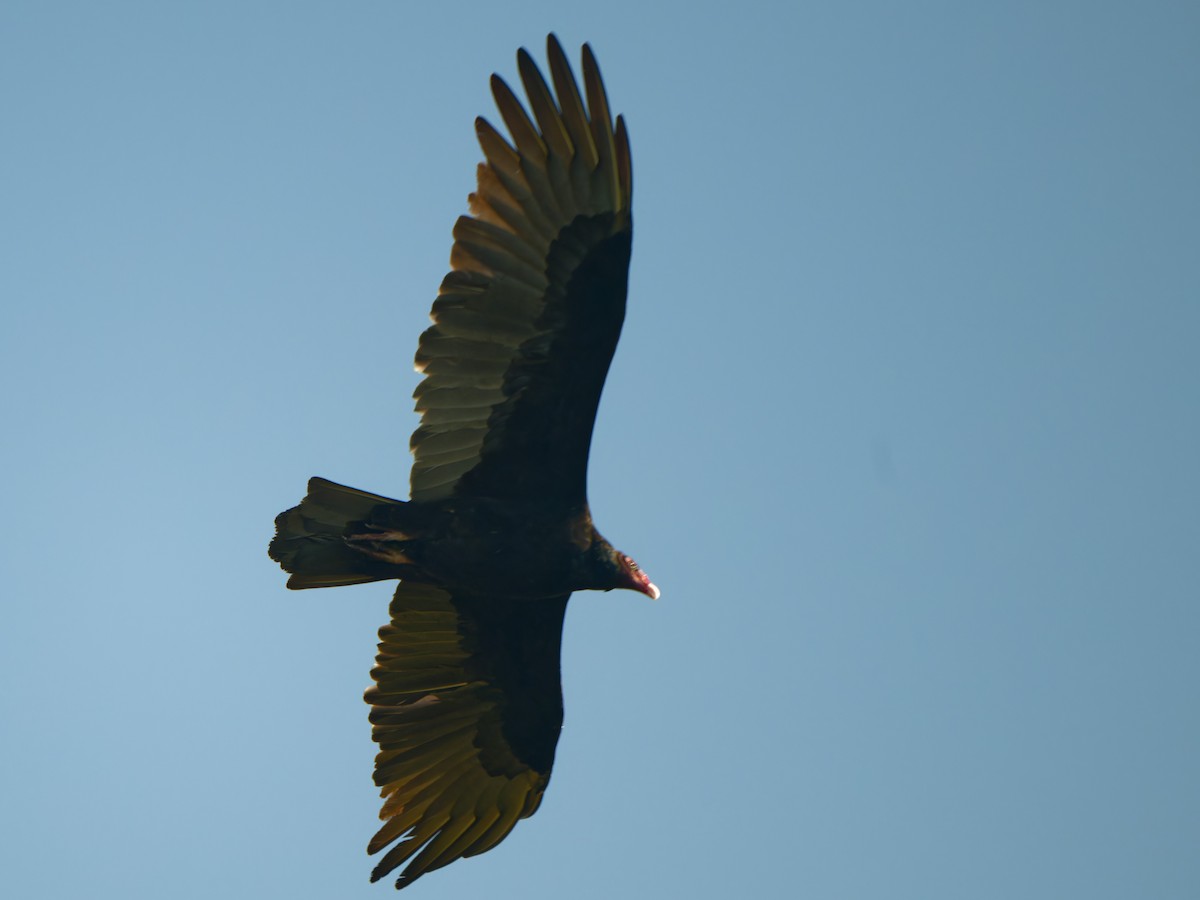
364, 582, 570, 890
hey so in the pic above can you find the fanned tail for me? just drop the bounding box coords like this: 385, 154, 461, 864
269, 477, 410, 589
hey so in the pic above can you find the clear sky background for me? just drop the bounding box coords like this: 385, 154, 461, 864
3, 2, 1198, 898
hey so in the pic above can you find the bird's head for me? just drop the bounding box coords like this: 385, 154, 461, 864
616, 553, 660, 600
586, 537, 659, 599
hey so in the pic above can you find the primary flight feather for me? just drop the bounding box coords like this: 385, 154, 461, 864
268, 35, 656, 890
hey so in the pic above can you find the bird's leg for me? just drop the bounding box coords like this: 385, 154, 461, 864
344, 526, 417, 565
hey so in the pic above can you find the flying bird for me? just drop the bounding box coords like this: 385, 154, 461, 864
269, 35, 656, 890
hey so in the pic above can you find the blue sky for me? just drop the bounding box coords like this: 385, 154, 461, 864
3, 2, 1198, 898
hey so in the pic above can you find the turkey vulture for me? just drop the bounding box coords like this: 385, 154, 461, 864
268, 35, 656, 890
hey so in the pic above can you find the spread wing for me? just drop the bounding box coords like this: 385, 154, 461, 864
364, 582, 570, 890
409, 35, 634, 508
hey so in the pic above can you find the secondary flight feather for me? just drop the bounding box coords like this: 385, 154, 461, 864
269, 35, 656, 890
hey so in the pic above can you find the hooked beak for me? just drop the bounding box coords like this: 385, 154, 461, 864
629, 571, 660, 600
617, 554, 660, 600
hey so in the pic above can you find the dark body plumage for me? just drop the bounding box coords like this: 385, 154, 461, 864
268, 36, 656, 891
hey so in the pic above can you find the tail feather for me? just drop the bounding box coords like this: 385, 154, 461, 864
270, 477, 408, 590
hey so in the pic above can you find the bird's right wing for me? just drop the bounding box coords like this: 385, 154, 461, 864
364, 582, 570, 890
409, 34, 633, 509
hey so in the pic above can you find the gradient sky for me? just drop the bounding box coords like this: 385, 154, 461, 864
3, 2, 1198, 898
